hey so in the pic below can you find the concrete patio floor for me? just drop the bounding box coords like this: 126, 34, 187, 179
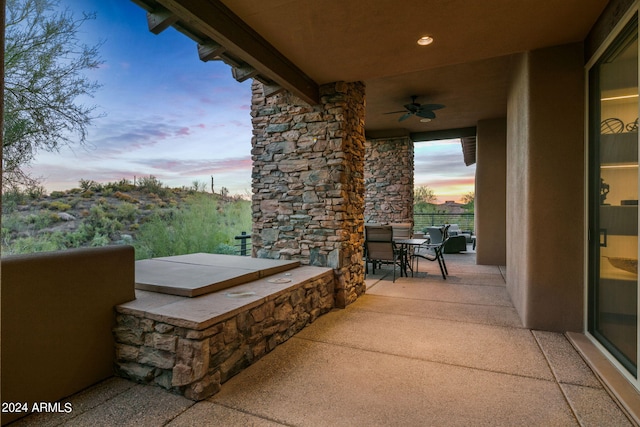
12, 251, 636, 426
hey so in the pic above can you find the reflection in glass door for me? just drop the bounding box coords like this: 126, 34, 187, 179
589, 15, 639, 377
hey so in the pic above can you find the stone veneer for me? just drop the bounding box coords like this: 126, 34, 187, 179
113, 267, 334, 400
250, 81, 366, 307
364, 137, 414, 224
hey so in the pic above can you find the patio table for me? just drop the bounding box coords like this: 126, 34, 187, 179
394, 238, 428, 277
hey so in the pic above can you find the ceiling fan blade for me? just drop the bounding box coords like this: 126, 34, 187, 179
416, 110, 436, 119
384, 110, 408, 115
403, 103, 420, 113
420, 103, 445, 111
398, 112, 413, 122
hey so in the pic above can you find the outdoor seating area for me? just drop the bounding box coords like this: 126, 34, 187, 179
10, 251, 634, 426
365, 223, 467, 282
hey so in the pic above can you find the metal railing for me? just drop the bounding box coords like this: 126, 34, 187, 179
234, 232, 252, 256
414, 213, 475, 233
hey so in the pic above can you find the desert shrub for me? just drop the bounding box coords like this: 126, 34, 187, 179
114, 191, 139, 204
215, 243, 236, 254
116, 202, 138, 221
134, 193, 251, 260
49, 201, 72, 211
81, 190, 94, 198
79, 179, 96, 191
21, 212, 58, 229
87, 205, 122, 234
67, 198, 81, 208
105, 178, 134, 192
1, 212, 26, 234
49, 191, 66, 199
2, 235, 63, 254
90, 233, 110, 247
2, 188, 26, 212
27, 185, 46, 199
137, 175, 168, 196
191, 180, 208, 193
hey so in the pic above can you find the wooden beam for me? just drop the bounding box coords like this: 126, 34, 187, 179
262, 83, 285, 98
147, 8, 179, 34
410, 126, 477, 142
154, 0, 319, 104
198, 41, 225, 62
231, 64, 258, 83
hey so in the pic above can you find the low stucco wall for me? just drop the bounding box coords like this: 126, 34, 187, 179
1, 246, 135, 425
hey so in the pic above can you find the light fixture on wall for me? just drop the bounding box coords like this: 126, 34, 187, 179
417, 36, 434, 46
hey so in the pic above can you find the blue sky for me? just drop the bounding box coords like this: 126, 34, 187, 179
28, 0, 475, 202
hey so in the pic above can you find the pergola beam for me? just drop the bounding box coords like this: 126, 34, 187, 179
151, 0, 320, 104
197, 41, 226, 62
410, 126, 477, 142
147, 7, 179, 35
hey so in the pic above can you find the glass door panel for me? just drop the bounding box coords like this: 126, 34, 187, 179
589, 16, 639, 376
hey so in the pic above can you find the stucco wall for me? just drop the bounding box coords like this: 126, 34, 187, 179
1, 246, 135, 425
506, 44, 585, 332
476, 118, 507, 265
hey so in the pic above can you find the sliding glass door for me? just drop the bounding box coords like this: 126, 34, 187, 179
588, 14, 639, 378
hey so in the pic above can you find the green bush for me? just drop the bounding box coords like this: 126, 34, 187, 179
49, 191, 66, 199
137, 175, 168, 197
105, 178, 134, 192
2, 235, 63, 254
116, 202, 138, 222
134, 193, 251, 260
114, 191, 139, 204
49, 201, 72, 211
79, 179, 97, 191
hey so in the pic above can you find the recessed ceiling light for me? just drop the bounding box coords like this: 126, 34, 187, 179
420, 118, 432, 123
417, 36, 434, 46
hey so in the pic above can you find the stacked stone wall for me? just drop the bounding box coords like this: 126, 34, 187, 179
250, 81, 366, 307
113, 270, 334, 400
364, 137, 414, 224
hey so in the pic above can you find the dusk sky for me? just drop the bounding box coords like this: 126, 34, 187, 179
28, 0, 475, 202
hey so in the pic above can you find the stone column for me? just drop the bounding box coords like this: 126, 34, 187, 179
251, 81, 366, 307
364, 137, 414, 224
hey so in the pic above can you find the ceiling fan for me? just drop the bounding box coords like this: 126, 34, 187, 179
385, 96, 445, 122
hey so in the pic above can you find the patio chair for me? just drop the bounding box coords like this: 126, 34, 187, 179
365, 225, 404, 282
414, 226, 449, 279
426, 225, 450, 244
390, 223, 412, 240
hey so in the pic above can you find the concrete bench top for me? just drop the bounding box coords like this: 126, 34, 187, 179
120, 265, 334, 330
135, 253, 300, 297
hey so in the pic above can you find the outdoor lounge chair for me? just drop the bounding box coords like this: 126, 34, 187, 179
365, 225, 405, 282
444, 235, 467, 253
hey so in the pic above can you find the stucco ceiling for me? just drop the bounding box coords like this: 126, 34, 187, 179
217, 0, 608, 136
135, 0, 609, 136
